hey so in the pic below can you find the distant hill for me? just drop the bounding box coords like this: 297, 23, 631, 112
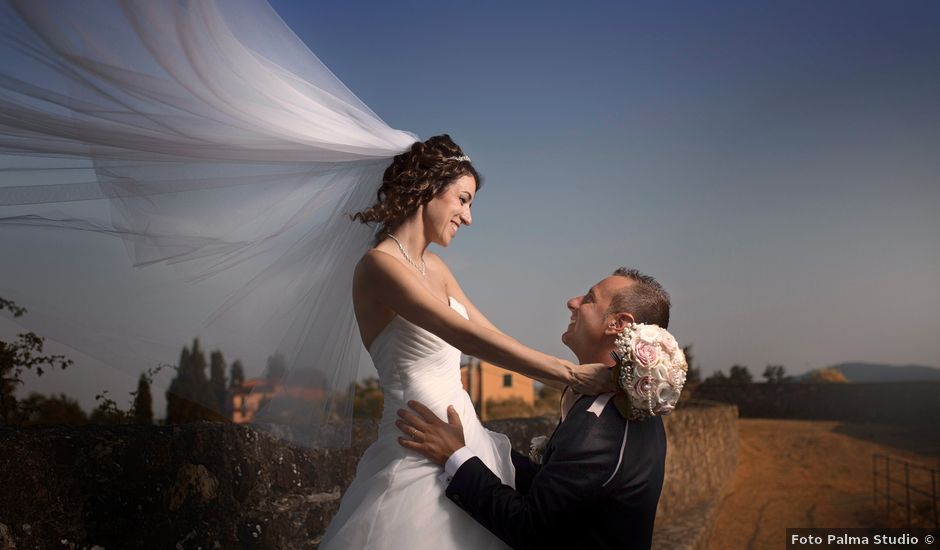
824, 362, 940, 382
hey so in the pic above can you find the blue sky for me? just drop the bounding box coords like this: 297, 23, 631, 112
266, 0, 940, 371
7, 0, 940, 412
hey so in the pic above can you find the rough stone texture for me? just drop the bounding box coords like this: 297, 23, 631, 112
0, 522, 15, 550
652, 401, 739, 550
656, 401, 739, 519
489, 403, 740, 550
482, 416, 558, 452
694, 382, 940, 425
0, 403, 737, 549
0, 422, 377, 549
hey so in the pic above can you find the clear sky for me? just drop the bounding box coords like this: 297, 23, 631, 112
7, 0, 940, 413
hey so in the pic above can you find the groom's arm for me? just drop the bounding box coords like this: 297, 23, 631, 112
445, 448, 540, 496
510, 450, 539, 495
396, 399, 624, 549
445, 406, 626, 550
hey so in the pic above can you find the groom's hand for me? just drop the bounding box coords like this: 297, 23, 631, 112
396, 400, 465, 466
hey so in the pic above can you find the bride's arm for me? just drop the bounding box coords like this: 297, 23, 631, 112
428, 253, 505, 335
357, 251, 610, 394
430, 253, 568, 389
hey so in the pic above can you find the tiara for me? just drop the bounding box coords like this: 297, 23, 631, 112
445, 155, 471, 163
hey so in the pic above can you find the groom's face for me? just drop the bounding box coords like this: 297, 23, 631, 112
562, 276, 634, 357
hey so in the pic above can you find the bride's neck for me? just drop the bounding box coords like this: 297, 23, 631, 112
387, 217, 430, 258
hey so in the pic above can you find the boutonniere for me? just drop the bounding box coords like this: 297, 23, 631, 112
528, 435, 549, 465
610, 323, 688, 421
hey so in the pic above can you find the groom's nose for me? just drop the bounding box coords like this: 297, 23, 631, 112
567, 296, 581, 311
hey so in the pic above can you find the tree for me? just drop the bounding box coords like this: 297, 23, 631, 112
209, 350, 229, 417
190, 338, 209, 385
165, 345, 189, 423
728, 364, 753, 384
0, 298, 73, 425
90, 390, 130, 425
532, 384, 563, 417
265, 352, 287, 386
133, 373, 154, 424
763, 364, 789, 383
484, 397, 535, 420
703, 369, 728, 384
89, 364, 166, 425
165, 338, 219, 423
682, 345, 701, 385
230, 360, 245, 388
15, 392, 88, 426
353, 377, 383, 419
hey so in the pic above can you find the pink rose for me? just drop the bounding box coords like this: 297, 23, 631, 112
634, 341, 661, 368
633, 376, 653, 397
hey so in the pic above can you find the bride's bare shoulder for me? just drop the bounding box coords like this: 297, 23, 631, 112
423, 251, 450, 272
423, 252, 457, 283
355, 248, 408, 288
358, 248, 395, 273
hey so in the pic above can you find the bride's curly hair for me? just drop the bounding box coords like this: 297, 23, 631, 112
352, 134, 482, 244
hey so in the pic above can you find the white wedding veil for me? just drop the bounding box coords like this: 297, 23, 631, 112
0, 0, 417, 446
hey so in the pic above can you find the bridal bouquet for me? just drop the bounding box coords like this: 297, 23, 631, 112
611, 323, 688, 421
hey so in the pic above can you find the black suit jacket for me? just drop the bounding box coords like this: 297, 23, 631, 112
446, 395, 667, 550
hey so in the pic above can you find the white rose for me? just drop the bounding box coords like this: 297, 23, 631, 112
651, 364, 670, 383
662, 333, 679, 354
657, 385, 680, 408
637, 325, 662, 344
674, 369, 687, 386
529, 435, 549, 464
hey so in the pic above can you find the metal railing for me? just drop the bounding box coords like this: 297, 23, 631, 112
872, 453, 938, 529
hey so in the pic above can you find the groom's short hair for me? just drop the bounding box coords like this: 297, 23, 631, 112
609, 267, 671, 329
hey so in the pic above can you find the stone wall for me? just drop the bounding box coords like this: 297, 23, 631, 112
653, 401, 739, 550
487, 401, 739, 550
0, 402, 738, 549
693, 382, 940, 425
0, 422, 376, 550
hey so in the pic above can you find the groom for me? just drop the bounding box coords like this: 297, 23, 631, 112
397, 268, 670, 550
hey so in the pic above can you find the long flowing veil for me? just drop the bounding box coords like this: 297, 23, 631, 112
0, 0, 417, 446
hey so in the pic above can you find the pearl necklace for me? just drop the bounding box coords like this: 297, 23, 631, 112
386, 233, 427, 278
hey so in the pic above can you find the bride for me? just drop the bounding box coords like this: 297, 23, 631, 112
320, 135, 611, 548
0, 2, 611, 547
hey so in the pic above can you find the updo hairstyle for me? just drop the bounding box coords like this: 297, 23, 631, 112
352, 134, 482, 244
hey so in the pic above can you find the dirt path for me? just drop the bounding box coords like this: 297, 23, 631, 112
707, 419, 939, 550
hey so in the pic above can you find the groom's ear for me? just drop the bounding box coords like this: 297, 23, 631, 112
605, 312, 635, 335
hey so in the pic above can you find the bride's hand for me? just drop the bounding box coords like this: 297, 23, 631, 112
570, 362, 616, 395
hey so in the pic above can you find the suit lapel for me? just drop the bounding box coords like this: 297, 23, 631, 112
543, 392, 617, 465
543, 392, 592, 464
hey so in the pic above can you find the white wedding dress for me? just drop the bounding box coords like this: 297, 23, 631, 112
1, 3, 517, 545
320, 297, 515, 549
